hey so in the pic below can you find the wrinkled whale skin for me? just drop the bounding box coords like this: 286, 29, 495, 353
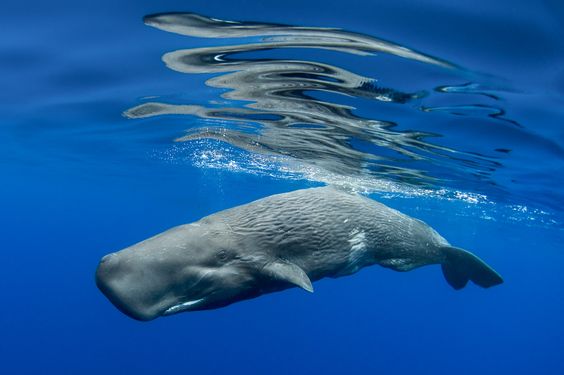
96, 187, 502, 321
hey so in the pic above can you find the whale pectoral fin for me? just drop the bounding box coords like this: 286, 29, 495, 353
440, 246, 503, 290
263, 261, 314, 293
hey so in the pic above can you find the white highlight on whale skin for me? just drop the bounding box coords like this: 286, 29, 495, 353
163, 298, 205, 315
346, 229, 367, 273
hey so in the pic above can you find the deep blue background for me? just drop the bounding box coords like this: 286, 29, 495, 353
1, 1, 563, 374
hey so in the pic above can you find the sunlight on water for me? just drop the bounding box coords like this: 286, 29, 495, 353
152, 139, 558, 228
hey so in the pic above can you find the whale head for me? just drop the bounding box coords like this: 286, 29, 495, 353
95, 222, 264, 321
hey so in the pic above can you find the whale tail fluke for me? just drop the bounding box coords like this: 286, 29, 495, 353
440, 246, 503, 290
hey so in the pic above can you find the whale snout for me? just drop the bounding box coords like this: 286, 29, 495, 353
95, 253, 162, 321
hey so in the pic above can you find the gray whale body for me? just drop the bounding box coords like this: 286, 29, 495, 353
96, 187, 503, 321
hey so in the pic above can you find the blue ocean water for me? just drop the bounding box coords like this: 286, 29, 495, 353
1, 0, 563, 374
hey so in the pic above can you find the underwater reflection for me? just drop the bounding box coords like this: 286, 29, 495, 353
126, 12, 529, 193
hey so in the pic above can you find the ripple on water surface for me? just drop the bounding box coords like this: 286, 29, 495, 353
123, 12, 563, 215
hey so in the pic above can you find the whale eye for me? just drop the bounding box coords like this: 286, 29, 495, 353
216, 249, 230, 261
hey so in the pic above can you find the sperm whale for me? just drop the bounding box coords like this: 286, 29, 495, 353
96, 186, 503, 321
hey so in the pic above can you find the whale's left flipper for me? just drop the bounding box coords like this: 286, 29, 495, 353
441, 247, 503, 290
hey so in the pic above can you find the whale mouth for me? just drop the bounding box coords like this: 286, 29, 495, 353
162, 298, 207, 316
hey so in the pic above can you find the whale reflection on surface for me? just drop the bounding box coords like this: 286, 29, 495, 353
125, 12, 562, 206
